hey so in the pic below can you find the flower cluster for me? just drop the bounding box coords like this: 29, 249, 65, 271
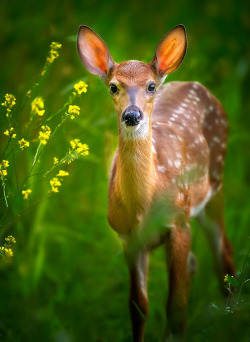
31, 97, 45, 116
39, 125, 51, 145
0, 160, 9, 178
66, 139, 89, 164
4, 127, 16, 138
46, 42, 62, 64
57, 170, 69, 177
49, 169, 69, 193
22, 189, 32, 199
50, 177, 61, 192
1, 94, 16, 117
18, 138, 29, 150
67, 105, 80, 119
0, 235, 16, 259
73, 81, 88, 95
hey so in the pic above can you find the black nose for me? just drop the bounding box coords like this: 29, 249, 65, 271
122, 106, 142, 126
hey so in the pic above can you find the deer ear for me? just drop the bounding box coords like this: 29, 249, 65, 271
77, 25, 115, 78
150, 25, 187, 78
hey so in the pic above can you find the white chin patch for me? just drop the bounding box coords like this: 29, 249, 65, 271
120, 116, 149, 140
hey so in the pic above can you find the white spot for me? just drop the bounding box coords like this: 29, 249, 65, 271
176, 152, 182, 159
217, 155, 223, 162
171, 178, 176, 184
209, 105, 214, 111
152, 145, 156, 154
152, 137, 156, 143
168, 159, 173, 166
157, 165, 166, 173
213, 136, 220, 143
174, 160, 181, 168
177, 192, 185, 201
193, 83, 199, 89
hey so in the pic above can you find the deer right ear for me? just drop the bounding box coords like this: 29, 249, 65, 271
150, 25, 187, 79
77, 26, 115, 79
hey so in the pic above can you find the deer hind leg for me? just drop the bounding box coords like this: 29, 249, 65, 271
124, 248, 149, 342
196, 189, 235, 295
164, 225, 192, 340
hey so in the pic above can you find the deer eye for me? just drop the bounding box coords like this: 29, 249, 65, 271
148, 83, 156, 93
110, 84, 118, 94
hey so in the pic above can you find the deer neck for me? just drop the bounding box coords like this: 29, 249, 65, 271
116, 125, 156, 213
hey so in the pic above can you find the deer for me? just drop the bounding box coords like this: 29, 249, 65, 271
77, 25, 235, 341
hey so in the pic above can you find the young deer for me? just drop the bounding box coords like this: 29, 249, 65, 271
77, 25, 235, 341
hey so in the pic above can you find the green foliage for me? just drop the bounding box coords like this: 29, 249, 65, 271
0, 0, 249, 341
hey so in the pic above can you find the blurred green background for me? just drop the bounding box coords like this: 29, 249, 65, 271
0, 0, 250, 341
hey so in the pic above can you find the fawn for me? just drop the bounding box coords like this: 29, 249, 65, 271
77, 25, 235, 341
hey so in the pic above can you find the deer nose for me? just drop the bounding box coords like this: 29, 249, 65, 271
122, 106, 142, 126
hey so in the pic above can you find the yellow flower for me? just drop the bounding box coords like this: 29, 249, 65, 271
224, 274, 229, 282
39, 125, 51, 145
4, 127, 16, 138
22, 189, 32, 199
46, 42, 62, 64
67, 105, 80, 119
31, 97, 45, 116
0, 160, 9, 177
0, 169, 7, 177
73, 81, 88, 95
50, 177, 61, 192
1, 94, 16, 108
67, 139, 89, 163
18, 138, 29, 150
57, 170, 69, 177
53, 157, 59, 164
4, 248, 13, 257
5, 235, 16, 244
2, 160, 9, 168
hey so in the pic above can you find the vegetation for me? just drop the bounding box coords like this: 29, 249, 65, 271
0, 0, 249, 341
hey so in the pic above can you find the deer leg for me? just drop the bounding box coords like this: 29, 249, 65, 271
196, 189, 235, 295
165, 225, 191, 340
124, 247, 149, 342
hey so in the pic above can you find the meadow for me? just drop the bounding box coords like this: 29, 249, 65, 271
0, 0, 249, 341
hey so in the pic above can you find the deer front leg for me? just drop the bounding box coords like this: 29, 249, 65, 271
165, 225, 191, 340
124, 246, 149, 342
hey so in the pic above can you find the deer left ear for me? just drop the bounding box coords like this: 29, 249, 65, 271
150, 25, 187, 78
77, 25, 115, 79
